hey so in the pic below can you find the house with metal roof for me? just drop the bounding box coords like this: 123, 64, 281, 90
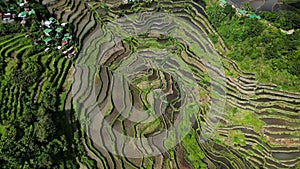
28, 9, 35, 16
21, 19, 26, 26
3, 13, 12, 21
43, 37, 52, 44
55, 33, 61, 38
9, 4, 14, 11
249, 13, 261, 19
44, 20, 51, 27
18, 11, 27, 18
43, 29, 53, 36
61, 40, 68, 46
64, 33, 72, 39
62, 37, 69, 42
219, 0, 227, 6
55, 27, 63, 33
49, 17, 56, 23
237, 8, 247, 15
61, 23, 67, 27
44, 47, 50, 52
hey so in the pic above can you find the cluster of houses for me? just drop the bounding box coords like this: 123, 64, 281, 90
1, 4, 16, 22
0, 1, 77, 59
40, 17, 77, 59
219, 0, 294, 35
0, 0, 35, 24
219, 0, 261, 19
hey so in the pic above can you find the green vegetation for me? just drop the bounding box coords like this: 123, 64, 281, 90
207, 3, 300, 91
259, 10, 300, 30
1, 0, 300, 168
181, 130, 207, 169
0, 1, 93, 168
0, 0, 50, 35
228, 108, 265, 133
252, 144, 264, 151
228, 130, 246, 146
0, 21, 23, 35
0, 34, 77, 168
70, 0, 300, 168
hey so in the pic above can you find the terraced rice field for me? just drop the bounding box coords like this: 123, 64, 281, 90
0, 34, 71, 98
0, 32, 73, 163
42, 0, 300, 168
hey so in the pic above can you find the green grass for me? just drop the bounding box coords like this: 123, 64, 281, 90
252, 144, 264, 151
206, 3, 300, 92
0, 34, 25, 47
247, 149, 255, 155
228, 130, 246, 146
181, 130, 207, 169
0, 125, 6, 135
164, 127, 177, 150
229, 109, 265, 133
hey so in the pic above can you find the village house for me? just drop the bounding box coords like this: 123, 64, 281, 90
44, 20, 51, 27
64, 33, 72, 40
43, 17, 57, 28
49, 17, 56, 24
28, 9, 35, 16
63, 46, 73, 54
62, 50, 68, 54
43, 37, 52, 45
219, 0, 227, 6
21, 19, 26, 26
17, 0, 25, 7
54, 27, 63, 38
249, 13, 261, 19
3, 13, 12, 22
43, 28, 53, 36
18, 11, 27, 18
56, 27, 63, 33
61, 39, 68, 46
44, 47, 50, 52
280, 29, 294, 35
67, 53, 73, 59
237, 8, 247, 16
7, 4, 14, 13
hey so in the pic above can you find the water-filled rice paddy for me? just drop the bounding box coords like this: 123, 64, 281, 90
41, 0, 300, 168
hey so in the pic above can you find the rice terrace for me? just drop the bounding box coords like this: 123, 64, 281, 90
0, 0, 300, 168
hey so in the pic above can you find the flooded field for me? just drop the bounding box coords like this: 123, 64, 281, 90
41, 0, 300, 168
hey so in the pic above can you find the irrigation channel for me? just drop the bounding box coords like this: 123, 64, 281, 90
42, 0, 300, 168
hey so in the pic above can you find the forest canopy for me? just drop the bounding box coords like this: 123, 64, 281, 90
207, 3, 300, 91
